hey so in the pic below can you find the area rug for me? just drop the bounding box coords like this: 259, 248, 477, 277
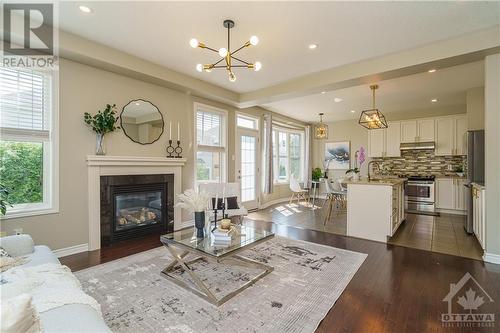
75, 236, 367, 333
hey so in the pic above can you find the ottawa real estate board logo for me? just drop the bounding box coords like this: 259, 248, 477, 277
441, 272, 495, 328
2, 3, 56, 68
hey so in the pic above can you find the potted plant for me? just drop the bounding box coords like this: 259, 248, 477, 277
84, 104, 120, 155
454, 165, 464, 177
176, 189, 210, 238
346, 146, 365, 181
312, 168, 322, 188
345, 167, 360, 181
0, 184, 11, 216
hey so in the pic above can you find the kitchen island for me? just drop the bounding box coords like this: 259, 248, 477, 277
346, 178, 405, 243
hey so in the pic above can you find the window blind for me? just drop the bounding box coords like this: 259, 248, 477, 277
0, 67, 50, 140
196, 110, 222, 147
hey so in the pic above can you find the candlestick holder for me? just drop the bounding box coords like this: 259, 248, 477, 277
166, 140, 175, 158
174, 140, 183, 158
211, 202, 227, 232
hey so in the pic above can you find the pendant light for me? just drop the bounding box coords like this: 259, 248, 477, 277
315, 113, 328, 139
358, 84, 388, 130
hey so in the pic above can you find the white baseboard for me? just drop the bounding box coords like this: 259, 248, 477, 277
435, 208, 466, 215
483, 252, 500, 265
53, 243, 89, 258
259, 197, 290, 209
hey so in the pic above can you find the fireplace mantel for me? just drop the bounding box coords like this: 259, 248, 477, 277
86, 155, 186, 250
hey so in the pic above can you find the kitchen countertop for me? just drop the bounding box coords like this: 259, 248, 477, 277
435, 175, 467, 179
472, 182, 485, 189
344, 178, 406, 186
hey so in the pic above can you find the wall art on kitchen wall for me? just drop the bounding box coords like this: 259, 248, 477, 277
324, 141, 350, 170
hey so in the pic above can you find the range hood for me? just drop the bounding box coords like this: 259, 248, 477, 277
400, 141, 436, 151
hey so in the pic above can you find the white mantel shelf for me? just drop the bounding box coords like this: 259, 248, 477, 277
86, 155, 186, 251
86, 155, 187, 166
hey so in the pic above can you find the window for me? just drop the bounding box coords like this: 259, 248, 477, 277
0, 67, 57, 218
194, 103, 227, 184
237, 114, 258, 130
271, 128, 304, 183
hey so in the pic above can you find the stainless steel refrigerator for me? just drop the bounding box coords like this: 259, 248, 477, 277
464, 130, 485, 234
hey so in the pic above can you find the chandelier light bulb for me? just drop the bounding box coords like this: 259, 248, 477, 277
229, 72, 236, 82
196, 64, 203, 72
249, 36, 259, 46
254, 61, 262, 72
218, 47, 228, 57
189, 38, 199, 48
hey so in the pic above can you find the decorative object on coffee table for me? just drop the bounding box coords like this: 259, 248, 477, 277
83, 104, 120, 155
176, 189, 209, 238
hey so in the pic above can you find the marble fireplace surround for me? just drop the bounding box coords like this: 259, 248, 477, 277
86, 155, 186, 250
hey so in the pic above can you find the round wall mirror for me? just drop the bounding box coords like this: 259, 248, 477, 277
120, 99, 164, 145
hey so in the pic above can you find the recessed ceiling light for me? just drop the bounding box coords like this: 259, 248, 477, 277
135, 102, 140, 106
431, 98, 438, 102
79, 5, 92, 13
308, 44, 318, 50
334, 97, 343, 103
350, 110, 356, 113
428, 69, 437, 73
321, 91, 326, 94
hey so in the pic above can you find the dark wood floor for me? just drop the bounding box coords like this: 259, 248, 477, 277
61, 220, 500, 333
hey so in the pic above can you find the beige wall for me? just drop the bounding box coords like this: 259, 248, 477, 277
466, 87, 485, 130
312, 105, 466, 180
1, 58, 304, 250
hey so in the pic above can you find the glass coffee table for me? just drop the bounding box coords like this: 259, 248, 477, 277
160, 224, 274, 306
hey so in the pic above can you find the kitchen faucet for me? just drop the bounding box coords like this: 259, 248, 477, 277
368, 161, 381, 181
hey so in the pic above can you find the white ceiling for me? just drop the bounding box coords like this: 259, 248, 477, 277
263, 61, 485, 123
58, 1, 500, 93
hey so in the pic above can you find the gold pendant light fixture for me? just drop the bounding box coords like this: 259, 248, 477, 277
315, 113, 328, 139
189, 20, 261, 82
358, 84, 388, 130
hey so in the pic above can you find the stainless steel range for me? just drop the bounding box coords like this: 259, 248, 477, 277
404, 175, 438, 215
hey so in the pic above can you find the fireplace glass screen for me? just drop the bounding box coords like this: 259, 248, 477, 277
114, 191, 162, 231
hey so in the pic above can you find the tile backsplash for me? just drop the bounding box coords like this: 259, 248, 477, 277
372, 150, 467, 176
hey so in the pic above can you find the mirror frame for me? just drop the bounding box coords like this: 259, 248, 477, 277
120, 99, 164, 145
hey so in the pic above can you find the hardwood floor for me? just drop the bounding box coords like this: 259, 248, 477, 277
61, 219, 500, 333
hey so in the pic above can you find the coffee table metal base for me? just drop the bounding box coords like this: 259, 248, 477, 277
161, 243, 274, 306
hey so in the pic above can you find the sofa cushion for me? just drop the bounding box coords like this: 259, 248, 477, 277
22, 246, 59, 268
0, 235, 35, 257
40, 304, 111, 333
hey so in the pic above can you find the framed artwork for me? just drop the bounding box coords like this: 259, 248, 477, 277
324, 141, 350, 170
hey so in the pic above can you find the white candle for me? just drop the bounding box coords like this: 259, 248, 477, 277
214, 193, 218, 210
169, 122, 172, 140
222, 185, 226, 206
177, 122, 180, 141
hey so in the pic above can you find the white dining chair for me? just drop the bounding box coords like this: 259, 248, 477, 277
289, 176, 309, 205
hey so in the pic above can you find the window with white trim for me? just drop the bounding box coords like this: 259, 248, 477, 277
0, 67, 57, 218
195, 104, 227, 184
272, 128, 304, 183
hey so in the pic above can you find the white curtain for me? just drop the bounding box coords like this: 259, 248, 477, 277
303, 125, 311, 183
263, 114, 273, 194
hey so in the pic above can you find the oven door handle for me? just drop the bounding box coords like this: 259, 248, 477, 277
406, 181, 434, 185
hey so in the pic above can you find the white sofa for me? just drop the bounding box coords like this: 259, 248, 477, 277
0, 235, 110, 333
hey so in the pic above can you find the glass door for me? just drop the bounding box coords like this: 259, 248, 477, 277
236, 129, 259, 210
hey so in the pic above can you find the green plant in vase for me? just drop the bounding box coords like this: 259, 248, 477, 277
84, 104, 120, 155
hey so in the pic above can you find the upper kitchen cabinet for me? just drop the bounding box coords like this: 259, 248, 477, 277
368, 121, 401, 158
400, 119, 434, 142
435, 115, 467, 156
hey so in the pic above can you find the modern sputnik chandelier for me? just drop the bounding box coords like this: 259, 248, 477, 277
189, 20, 261, 82
358, 84, 388, 130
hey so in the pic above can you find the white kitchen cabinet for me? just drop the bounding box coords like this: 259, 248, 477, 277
368, 128, 385, 158
417, 119, 435, 142
454, 115, 468, 155
435, 115, 468, 156
368, 121, 401, 158
436, 179, 455, 210
436, 178, 467, 212
472, 184, 486, 250
385, 121, 401, 157
400, 121, 417, 143
435, 117, 454, 155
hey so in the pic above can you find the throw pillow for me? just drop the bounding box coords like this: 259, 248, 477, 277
0, 247, 11, 258
0, 294, 41, 333
0, 256, 27, 273
211, 198, 224, 210
226, 196, 239, 209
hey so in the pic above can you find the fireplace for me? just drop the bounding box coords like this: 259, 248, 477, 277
100, 174, 174, 246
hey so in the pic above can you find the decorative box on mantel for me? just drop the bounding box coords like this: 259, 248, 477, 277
86, 155, 186, 251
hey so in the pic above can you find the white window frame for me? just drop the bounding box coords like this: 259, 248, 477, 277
2, 68, 59, 219
193, 102, 228, 187
272, 126, 305, 184
236, 112, 259, 131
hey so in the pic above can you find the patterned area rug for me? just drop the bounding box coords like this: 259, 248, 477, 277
76, 236, 366, 333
